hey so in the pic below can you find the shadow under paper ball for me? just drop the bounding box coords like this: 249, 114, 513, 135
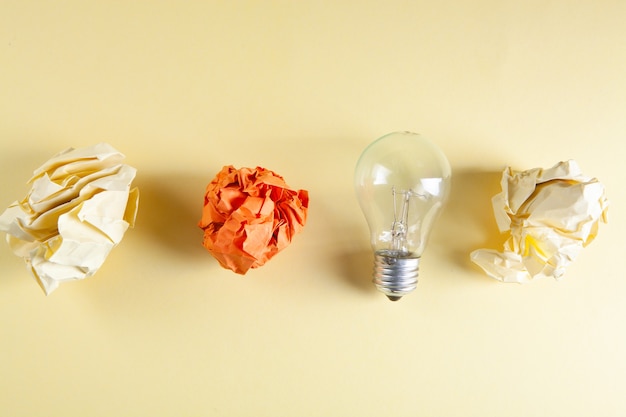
430, 169, 506, 276
134, 171, 209, 260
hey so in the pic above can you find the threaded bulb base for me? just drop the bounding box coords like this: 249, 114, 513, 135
373, 250, 420, 301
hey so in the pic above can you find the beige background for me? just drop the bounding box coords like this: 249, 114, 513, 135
1, 1, 625, 416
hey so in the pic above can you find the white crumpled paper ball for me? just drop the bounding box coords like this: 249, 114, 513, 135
471, 160, 608, 283
0, 143, 139, 294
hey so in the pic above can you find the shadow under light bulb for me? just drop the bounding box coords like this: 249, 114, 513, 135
354, 131, 451, 301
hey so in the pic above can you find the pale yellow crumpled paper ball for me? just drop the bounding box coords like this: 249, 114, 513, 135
0, 143, 139, 294
470, 160, 608, 283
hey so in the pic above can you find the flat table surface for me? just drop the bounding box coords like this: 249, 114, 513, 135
1, 1, 625, 416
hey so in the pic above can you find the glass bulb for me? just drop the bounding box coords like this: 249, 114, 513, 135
354, 131, 451, 301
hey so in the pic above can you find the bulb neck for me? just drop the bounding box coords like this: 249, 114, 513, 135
373, 250, 420, 301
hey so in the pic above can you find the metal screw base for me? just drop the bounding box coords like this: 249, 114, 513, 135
373, 250, 420, 301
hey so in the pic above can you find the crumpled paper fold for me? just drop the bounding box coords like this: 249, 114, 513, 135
470, 160, 608, 283
199, 165, 309, 274
0, 143, 139, 294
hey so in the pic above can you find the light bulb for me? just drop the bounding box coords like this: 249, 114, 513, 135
354, 131, 451, 301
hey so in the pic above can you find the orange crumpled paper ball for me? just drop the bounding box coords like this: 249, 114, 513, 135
199, 165, 309, 274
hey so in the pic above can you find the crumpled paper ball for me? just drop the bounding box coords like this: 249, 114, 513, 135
470, 160, 608, 283
0, 143, 139, 294
199, 165, 309, 274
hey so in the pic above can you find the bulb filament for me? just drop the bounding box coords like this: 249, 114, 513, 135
391, 186, 418, 254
